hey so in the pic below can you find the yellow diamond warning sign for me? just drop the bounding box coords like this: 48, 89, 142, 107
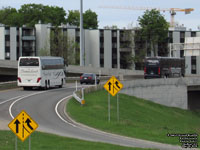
104, 76, 123, 96
8, 110, 38, 142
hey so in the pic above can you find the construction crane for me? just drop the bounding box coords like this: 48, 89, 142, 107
99, 6, 194, 27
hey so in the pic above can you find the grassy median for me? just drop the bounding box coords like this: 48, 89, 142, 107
0, 82, 18, 91
0, 130, 155, 150
67, 90, 200, 146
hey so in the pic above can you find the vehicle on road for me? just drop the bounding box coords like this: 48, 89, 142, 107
18, 56, 66, 90
80, 73, 100, 84
144, 57, 185, 79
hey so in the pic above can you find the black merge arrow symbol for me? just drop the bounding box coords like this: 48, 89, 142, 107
14, 119, 20, 133
25, 118, 33, 130
115, 81, 120, 89
108, 82, 112, 91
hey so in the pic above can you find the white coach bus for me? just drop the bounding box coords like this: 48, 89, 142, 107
17, 56, 66, 90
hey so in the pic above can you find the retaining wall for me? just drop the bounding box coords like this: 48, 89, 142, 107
120, 78, 191, 110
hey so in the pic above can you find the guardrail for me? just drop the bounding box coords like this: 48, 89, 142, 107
72, 83, 103, 105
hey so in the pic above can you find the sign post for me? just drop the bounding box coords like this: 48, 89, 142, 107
29, 135, 31, 150
108, 92, 110, 122
15, 136, 17, 150
104, 76, 123, 122
117, 94, 119, 122
8, 110, 38, 149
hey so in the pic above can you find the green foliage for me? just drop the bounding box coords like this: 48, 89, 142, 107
67, 9, 98, 29
104, 25, 118, 29
0, 5, 98, 29
0, 4, 66, 27
67, 10, 80, 27
50, 27, 79, 65
138, 9, 169, 56
0, 7, 21, 26
39, 48, 50, 56
67, 90, 200, 145
18, 4, 66, 27
133, 48, 146, 63
83, 9, 98, 29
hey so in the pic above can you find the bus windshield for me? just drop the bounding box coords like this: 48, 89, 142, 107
19, 58, 39, 66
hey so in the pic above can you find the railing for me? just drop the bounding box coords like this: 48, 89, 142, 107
72, 81, 103, 105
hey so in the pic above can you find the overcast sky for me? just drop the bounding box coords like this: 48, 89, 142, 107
0, 0, 199, 30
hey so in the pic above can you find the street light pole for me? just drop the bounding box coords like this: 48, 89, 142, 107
80, 0, 84, 66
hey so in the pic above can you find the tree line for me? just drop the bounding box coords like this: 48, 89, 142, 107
0, 4, 169, 69
0, 4, 98, 29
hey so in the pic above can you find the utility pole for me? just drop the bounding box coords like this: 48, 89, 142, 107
80, 0, 84, 66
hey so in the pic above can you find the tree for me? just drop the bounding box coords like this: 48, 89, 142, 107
67, 9, 98, 29
138, 9, 169, 56
83, 9, 98, 29
18, 4, 66, 27
50, 27, 79, 65
0, 7, 21, 26
66, 10, 80, 27
104, 25, 118, 29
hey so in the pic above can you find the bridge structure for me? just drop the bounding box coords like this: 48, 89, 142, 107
0, 60, 143, 80
0, 60, 199, 110
0, 60, 17, 76
120, 77, 200, 110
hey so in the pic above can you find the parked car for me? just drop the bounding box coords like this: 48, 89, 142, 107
80, 73, 100, 84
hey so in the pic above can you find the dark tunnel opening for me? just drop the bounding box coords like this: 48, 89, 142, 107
188, 91, 200, 110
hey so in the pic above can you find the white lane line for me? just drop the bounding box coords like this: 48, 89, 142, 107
55, 95, 77, 127
8, 86, 74, 119
0, 94, 27, 105
9, 91, 46, 119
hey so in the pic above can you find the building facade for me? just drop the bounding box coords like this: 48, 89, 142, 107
168, 27, 200, 75
0, 25, 36, 60
1, 23, 200, 75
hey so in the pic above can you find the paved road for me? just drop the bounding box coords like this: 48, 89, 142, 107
0, 84, 184, 150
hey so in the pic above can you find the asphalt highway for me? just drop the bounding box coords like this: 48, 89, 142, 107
0, 84, 183, 150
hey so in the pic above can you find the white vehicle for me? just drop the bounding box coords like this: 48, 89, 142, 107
18, 56, 66, 90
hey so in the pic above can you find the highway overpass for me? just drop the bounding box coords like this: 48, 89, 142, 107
0, 60, 143, 77
0, 60, 17, 76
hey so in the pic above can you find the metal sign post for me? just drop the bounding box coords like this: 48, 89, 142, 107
29, 135, 31, 150
117, 94, 119, 122
82, 88, 84, 100
15, 136, 17, 150
104, 76, 123, 123
108, 92, 110, 122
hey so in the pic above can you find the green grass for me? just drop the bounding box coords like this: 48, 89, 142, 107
0, 82, 18, 91
0, 130, 155, 150
67, 90, 200, 146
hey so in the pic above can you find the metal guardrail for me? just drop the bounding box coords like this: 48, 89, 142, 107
73, 84, 86, 105
73, 91, 83, 104
72, 83, 104, 106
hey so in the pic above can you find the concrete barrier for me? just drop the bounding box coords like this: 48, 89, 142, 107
120, 77, 200, 110
66, 65, 143, 76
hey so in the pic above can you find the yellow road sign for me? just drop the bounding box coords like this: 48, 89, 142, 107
8, 110, 38, 142
104, 76, 123, 96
